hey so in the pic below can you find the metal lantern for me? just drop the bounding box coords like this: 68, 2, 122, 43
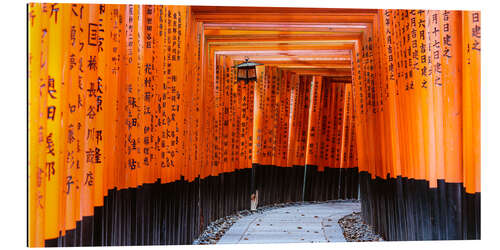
233, 58, 263, 82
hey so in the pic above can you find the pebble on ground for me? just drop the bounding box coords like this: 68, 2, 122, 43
338, 212, 384, 242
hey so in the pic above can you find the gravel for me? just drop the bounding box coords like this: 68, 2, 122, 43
338, 212, 384, 242
193, 200, 359, 245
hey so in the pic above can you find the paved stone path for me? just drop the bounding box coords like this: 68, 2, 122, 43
218, 201, 361, 244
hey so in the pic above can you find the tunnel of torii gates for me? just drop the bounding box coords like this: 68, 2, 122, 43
27, 3, 481, 247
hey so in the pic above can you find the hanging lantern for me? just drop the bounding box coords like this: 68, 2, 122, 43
233, 58, 263, 82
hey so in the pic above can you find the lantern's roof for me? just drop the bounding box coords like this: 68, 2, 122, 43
233, 60, 264, 68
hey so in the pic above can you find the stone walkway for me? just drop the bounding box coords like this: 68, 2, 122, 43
217, 201, 361, 244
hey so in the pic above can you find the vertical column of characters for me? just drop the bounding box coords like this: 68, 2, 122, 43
178, 5, 188, 180
91, 3, 106, 209
220, 55, 227, 173
351, 40, 366, 174
441, 10, 464, 184
252, 65, 264, 165
261, 66, 269, 165
271, 67, 279, 166
164, 6, 175, 182
103, 4, 123, 192
462, 11, 480, 195
335, 82, 346, 170
395, 10, 411, 180
124, 4, 138, 188
331, 81, 340, 169
180, 6, 189, 179
152, 5, 161, 182
347, 89, 358, 170
275, 69, 289, 167
229, 58, 239, 172
402, 10, 413, 180
172, 6, 188, 180
159, 5, 168, 183
259, 66, 268, 165
237, 63, 247, 170
316, 79, 328, 171
142, 5, 154, 183
200, 35, 209, 178
194, 16, 204, 178
404, 10, 419, 181
262, 66, 271, 165
245, 66, 255, 169
372, 14, 382, 178
391, 10, 407, 179
280, 72, 292, 167
383, 10, 402, 178
171, 5, 182, 179
358, 32, 370, 176
213, 54, 221, 175
331, 79, 345, 168
79, 4, 96, 218
418, 9, 437, 187
374, 12, 390, 178
298, 76, 312, 166
413, 10, 435, 185
271, 69, 280, 166
391, 10, 404, 180
71, 3, 85, 223
197, 29, 205, 178
58, 3, 76, 236
333, 82, 343, 169
345, 85, 356, 170
305, 76, 322, 166
322, 78, 334, 169
135, 5, 145, 187
206, 46, 216, 177
292, 75, 303, 166
332, 79, 341, 170
340, 83, 352, 169
366, 26, 379, 179
228, 59, 236, 171
378, 10, 393, 178
327, 80, 337, 170
270, 68, 280, 166
199, 21, 208, 178
280, 69, 288, 168
361, 33, 373, 176
408, 10, 426, 182
286, 73, 298, 167
274, 71, 283, 167
183, 9, 195, 179
366, 26, 376, 177
324, 78, 337, 168
115, 4, 128, 190
44, 2, 64, 240
102, 3, 112, 197
296, 75, 308, 167
375, 16, 391, 179
269, 67, 279, 166
28, 3, 45, 246
182, 7, 193, 180
227, 56, 233, 173
221, 56, 229, 173
375, 14, 390, 178
56, 5, 70, 237
385, 10, 397, 178
428, 10, 445, 182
